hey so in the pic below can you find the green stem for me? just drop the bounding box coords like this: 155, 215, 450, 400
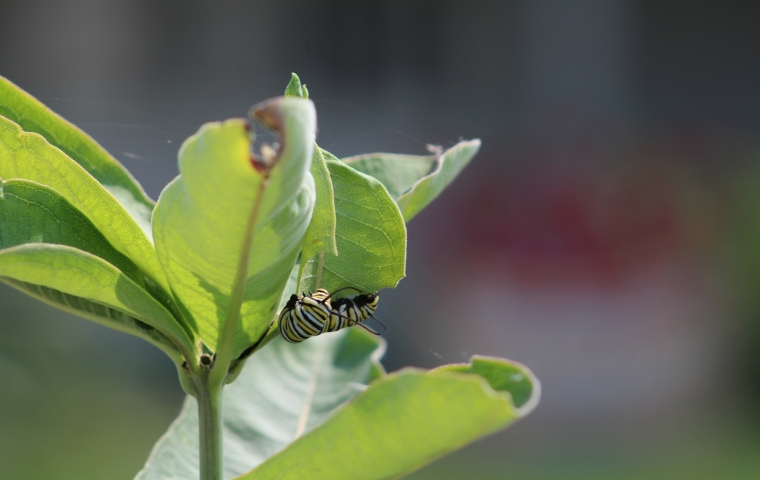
196, 374, 224, 480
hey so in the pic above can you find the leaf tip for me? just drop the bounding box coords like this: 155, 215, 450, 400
285, 72, 307, 98
466, 138, 482, 153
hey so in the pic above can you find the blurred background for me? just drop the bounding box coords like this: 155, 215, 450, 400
2, 1, 760, 478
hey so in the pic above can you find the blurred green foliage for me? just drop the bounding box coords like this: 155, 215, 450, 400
0, 283, 183, 480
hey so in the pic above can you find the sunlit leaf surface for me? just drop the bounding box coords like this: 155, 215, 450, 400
240, 356, 539, 480
299, 159, 406, 296
152, 98, 316, 355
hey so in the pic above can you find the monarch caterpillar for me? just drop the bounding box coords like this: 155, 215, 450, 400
278, 287, 384, 343
328, 291, 384, 332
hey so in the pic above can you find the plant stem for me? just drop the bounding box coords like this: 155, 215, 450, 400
197, 374, 224, 480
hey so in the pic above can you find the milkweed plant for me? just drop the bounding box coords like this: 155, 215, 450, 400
0, 74, 540, 480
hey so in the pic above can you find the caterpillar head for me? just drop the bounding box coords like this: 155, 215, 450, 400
355, 292, 379, 308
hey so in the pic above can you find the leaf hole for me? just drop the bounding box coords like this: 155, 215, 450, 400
248, 115, 282, 171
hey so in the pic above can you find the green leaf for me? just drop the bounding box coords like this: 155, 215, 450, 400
4, 277, 181, 363
239, 356, 539, 480
0, 178, 143, 284
299, 159, 406, 295
298, 147, 338, 276
342, 153, 436, 201
343, 140, 481, 222
0, 76, 154, 232
135, 328, 385, 480
432, 356, 539, 411
0, 178, 193, 354
0, 115, 170, 292
152, 98, 317, 355
0, 244, 195, 363
319, 148, 340, 163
